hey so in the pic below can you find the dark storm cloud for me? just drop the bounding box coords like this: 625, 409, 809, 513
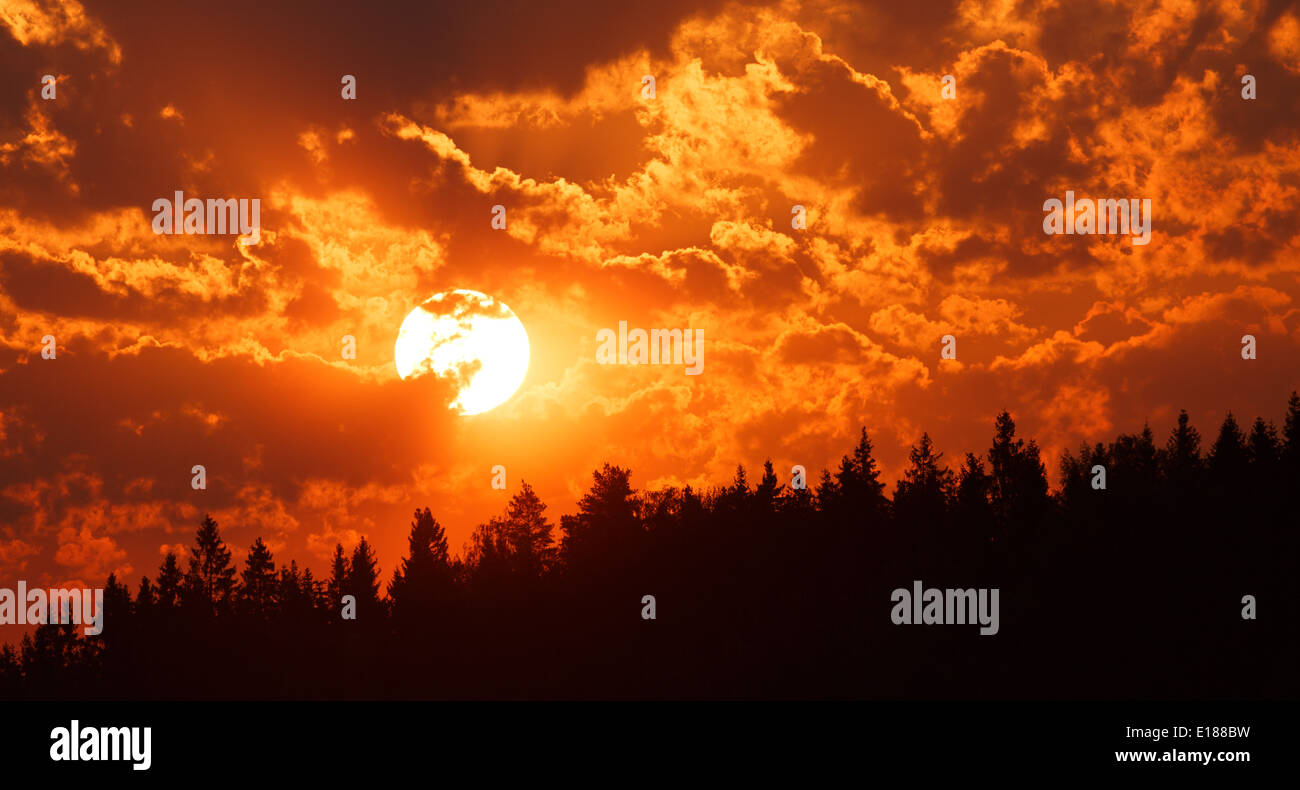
0, 339, 459, 530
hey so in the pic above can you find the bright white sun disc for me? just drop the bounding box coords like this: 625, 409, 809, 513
394, 290, 530, 416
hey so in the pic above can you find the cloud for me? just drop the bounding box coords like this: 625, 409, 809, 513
53, 524, 130, 582
0, 0, 1297, 591
0, 0, 120, 62
0, 537, 40, 577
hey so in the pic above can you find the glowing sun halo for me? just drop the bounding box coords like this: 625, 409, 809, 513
394, 290, 530, 415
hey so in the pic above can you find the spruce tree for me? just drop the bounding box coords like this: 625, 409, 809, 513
754, 460, 782, 515
184, 515, 237, 616
559, 464, 639, 572
1282, 392, 1300, 469
834, 429, 887, 521
1209, 412, 1249, 481
390, 508, 455, 622
346, 537, 383, 620
893, 433, 955, 528
504, 483, 556, 580
238, 537, 277, 618
156, 552, 182, 609
327, 543, 349, 612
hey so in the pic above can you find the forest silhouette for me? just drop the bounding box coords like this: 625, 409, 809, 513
3, 397, 1297, 700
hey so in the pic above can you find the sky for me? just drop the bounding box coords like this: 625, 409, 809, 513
1, 0, 1298, 602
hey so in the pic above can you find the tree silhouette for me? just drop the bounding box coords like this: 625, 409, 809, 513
464, 482, 559, 607
275, 561, 317, 622
1111, 424, 1160, 502
102, 573, 132, 632
754, 460, 781, 514
954, 452, 994, 547
781, 467, 815, 517
466, 515, 513, 594
1283, 392, 1300, 470
893, 433, 954, 530
1247, 417, 1280, 470
833, 428, 888, 523
502, 482, 556, 581
0, 645, 18, 698
988, 411, 1050, 534
1208, 411, 1250, 504
389, 508, 456, 624
134, 576, 155, 620
345, 537, 383, 621
238, 537, 277, 619
3, 396, 1297, 702
1163, 409, 1204, 492
814, 468, 840, 513
327, 543, 349, 616
1209, 412, 1247, 472
181, 515, 236, 617
155, 551, 182, 610
560, 464, 639, 575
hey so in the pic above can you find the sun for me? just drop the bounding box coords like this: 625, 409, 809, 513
394, 290, 530, 415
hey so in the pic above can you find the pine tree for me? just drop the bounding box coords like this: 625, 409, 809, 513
298, 567, 322, 618
834, 429, 887, 520
755, 460, 780, 508
102, 573, 132, 623
504, 483, 556, 580
97, 573, 133, 655
680, 484, 709, 529
987, 412, 1049, 530
389, 507, 455, 621
1208, 412, 1248, 481
0, 643, 19, 697
640, 487, 683, 535
346, 537, 383, 620
955, 452, 993, 543
781, 466, 815, 517
182, 515, 237, 616
712, 464, 750, 521
311, 566, 333, 615
559, 464, 639, 572
327, 543, 349, 612
1246, 418, 1282, 509
22, 604, 82, 692
989, 410, 1022, 523
276, 561, 314, 620
1109, 424, 1160, 501
814, 468, 839, 513
156, 552, 182, 609
1247, 417, 1280, 470
238, 537, 277, 618
1163, 409, 1203, 488
731, 464, 749, 494
1281, 393, 1300, 508
1283, 392, 1300, 469
893, 433, 955, 527
1056, 445, 1089, 508
466, 516, 512, 591
135, 576, 155, 621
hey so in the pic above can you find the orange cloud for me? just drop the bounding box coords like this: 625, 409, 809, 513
1, 0, 1297, 594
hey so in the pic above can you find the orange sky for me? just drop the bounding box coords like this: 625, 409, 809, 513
1, 0, 1298, 606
